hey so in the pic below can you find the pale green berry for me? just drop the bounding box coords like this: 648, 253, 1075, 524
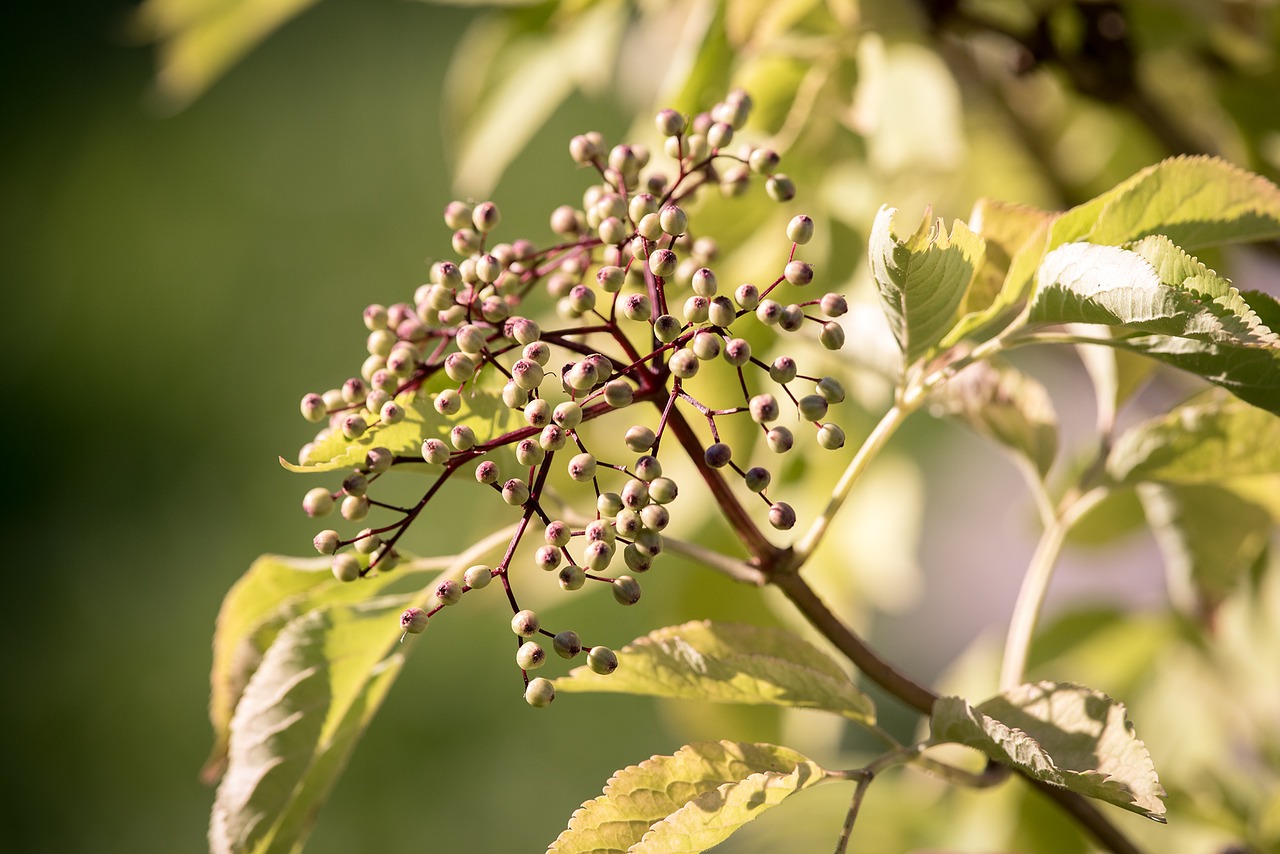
708, 296, 736, 328
819, 322, 845, 350
377, 401, 403, 425
341, 494, 369, 521
597, 216, 627, 245
766, 174, 796, 202
341, 377, 369, 404
723, 338, 751, 366
512, 609, 540, 637
553, 401, 583, 428
553, 630, 583, 659
623, 543, 653, 573
720, 164, 750, 197
756, 299, 783, 325
567, 285, 597, 316
422, 438, 450, 465
539, 424, 568, 451
365, 389, 391, 414
507, 316, 542, 345
515, 439, 545, 467
749, 148, 781, 175
669, 348, 699, 379
362, 354, 388, 382
443, 200, 473, 230
787, 215, 815, 244
464, 565, 493, 589
550, 205, 582, 236
733, 283, 760, 311
684, 133, 709, 161
567, 453, 597, 482
583, 540, 614, 571
587, 645, 619, 675
452, 228, 480, 255
436, 579, 463, 605
655, 108, 685, 136
342, 472, 368, 497
597, 492, 624, 517
798, 394, 829, 422
629, 192, 659, 223
770, 356, 798, 383
558, 564, 586, 591
523, 399, 551, 429
363, 303, 389, 331
512, 358, 544, 391
475, 253, 501, 284
744, 466, 771, 492
634, 528, 663, 556
784, 261, 813, 286
301, 393, 327, 422
621, 478, 650, 510
704, 442, 732, 468
779, 304, 806, 332
303, 487, 335, 518
353, 529, 381, 555
612, 575, 642, 606
817, 423, 846, 450
472, 201, 500, 233
750, 394, 780, 423
367, 329, 397, 358
817, 376, 846, 404
640, 504, 670, 530
569, 134, 598, 163
444, 353, 477, 383
691, 267, 718, 297
596, 265, 626, 292
400, 607, 429, 634
634, 455, 662, 481
820, 293, 848, 317
502, 381, 528, 408
648, 477, 678, 505
604, 379, 634, 407
649, 249, 678, 279
475, 460, 500, 484
624, 425, 657, 452
370, 369, 397, 393
659, 205, 688, 236
615, 508, 642, 537
545, 520, 572, 548
434, 389, 461, 416
683, 295, 710, 324
707, 121, 734, 149
621, 293, 652, 322
313, 529, 341, 555
332, 553, 361, 583
502, 478, 530, 506
524, 677, 555, 707
767, 426, 794, 453
768, 502, 797, 530
653, 314, 682, 343
517, 641, 546, 671
534, 545, 561, 572
374, 547, 400, 572
637, 212, 663, 241
691, 330, 721, 360
341, 414, 367, 440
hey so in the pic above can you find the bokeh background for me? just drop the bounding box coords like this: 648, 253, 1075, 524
5, 1, 1278, 852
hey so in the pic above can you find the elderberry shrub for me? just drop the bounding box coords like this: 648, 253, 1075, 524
292, 89, 849, 706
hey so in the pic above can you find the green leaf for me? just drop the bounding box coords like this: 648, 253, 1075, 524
661, 0, 734, 115
1106, 395, 1280, 485
868, 205, 986, 365
555, 621, 874, 723
549, 741, 827, 854
282, 376, 512, 473
203, 554, 412, 782
136, 0, 322, 110
1138, 483, 1273, 612
209, 596, 412, 854
931, 682, 1166, 821
930, 359, 1059, 478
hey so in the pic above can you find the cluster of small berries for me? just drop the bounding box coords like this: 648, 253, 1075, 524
293, 90, 848, 705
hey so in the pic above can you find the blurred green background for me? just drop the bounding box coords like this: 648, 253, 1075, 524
6, 1, 1278, 851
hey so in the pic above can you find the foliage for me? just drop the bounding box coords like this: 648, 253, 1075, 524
151, 0, 1280, 851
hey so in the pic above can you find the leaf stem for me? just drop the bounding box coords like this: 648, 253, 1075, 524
999, 487, 1109, 691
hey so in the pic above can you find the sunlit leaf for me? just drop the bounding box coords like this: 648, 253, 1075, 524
549, 741, 827, 854
868, 205, 985, 366
930, 359, 1058, 478
1106, 395, 1280, 485
209, 596, 412, 854
555, 621, 874, 723
931, 682, 1166, 821
203, 554, 414, 782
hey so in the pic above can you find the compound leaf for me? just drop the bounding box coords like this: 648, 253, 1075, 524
549, 741, 827, 854
869, 205, 985, 366
209, 596, 412, 854
932, 682, 1166, 821
555, 621, 873, 723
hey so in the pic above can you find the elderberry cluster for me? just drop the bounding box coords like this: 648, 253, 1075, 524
293, 89, 849, 706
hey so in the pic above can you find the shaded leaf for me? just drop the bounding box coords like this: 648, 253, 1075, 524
930, 359, 1058, 478
209, 596, 412, 854
555, 621, 874, 723
549, 741, 826, 854
1138, 483, 1272, 613
1106, 396, 1280, 485
868, 205, 985, 365
661, 0, 735, 115
203, 554, 411, 782
931, 682, 1166, 821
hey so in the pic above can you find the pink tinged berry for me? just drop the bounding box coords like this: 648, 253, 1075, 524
787, 215, 815, 244
683, 296, 710, 324
353, 529, 381, 555
342, 472, 368, 497
363, 303, 389, 331
655, 108, 685, 137
749, 148, 781, 175
539, 423, 567, 451
502, 381, 528, 409
436, 579, 464, 605
598, 492, 624, 517
444, 352, 477, 383
534, 545, 561, 572
707, 121, 734, 149
567, 453, 597, 482
511, 358, 545, 391
524, 677, 555, 707
767, 426, 794, 453
668, 349, 699, 379
341, 415, 367, 440
779, 304, 806, 332
471, 201, 500, 233
640, 504, 670, 530
621, 293, 652, 322
723, 338, 752, 367
517, 641, 546, 670
770, 356, 798, 383
708, 296, 736, 328
475, 460, 499, 484
502, 478, 530, 506
691, 267, 718, 297
648, 249, 678, 278
734, 283, 760, 311
596, 265, 626, 292
379, 401, 404, 424
303, 487, 335, 518
768, 502, 797, 530
300, 393, 327, 422
583, 540, 614, 571
756, 299, 783, 325
653, 314, 682, 343
512, 609, 540, 637
341, 494, 369, 521
523, 341, 551, 366
624, 543, 653, 572
332, 553, 361, 582
603, 379, 634, 408
624, 425, 656, 452
313, 529, 341, 554
515, 439, 545, 467
422, 438, 450, 465
587, 645, 618, 675
766, 174, 796, 202
612, 576, 642, 606
545, 520, 572, 548
820, 293, 848, 317
450, 425, 477, 451
435, 389, 461, 415
659, 205, 688, 236
553, 401, 583, 428
400, 607, 429, 634
597, 216, 627, 245
621, 478, 650, 510
634, 455, 662, 482
691, 330, 721, 360
784, 260, 813, 286
559, 564, 586, 591
443, 200, 473, 230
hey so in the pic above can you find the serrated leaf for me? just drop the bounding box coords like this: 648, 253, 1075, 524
209, 596, 412, 854
931, 682, 1166, 821
931, 359, 1059, 478
1138, 483, 1272, 612
1106, 396, 1280, 485
555, 621, 874, 723
869, 206, 986, 365
283, 374, 512, 473
549, 741, 826, 854
203, 554, 412, 782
